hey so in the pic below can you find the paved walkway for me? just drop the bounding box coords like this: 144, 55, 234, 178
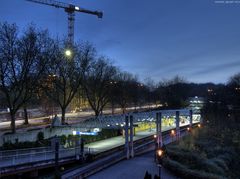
88, 151, 178, 179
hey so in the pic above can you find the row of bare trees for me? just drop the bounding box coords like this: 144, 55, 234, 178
2, 22, 239, 133
0, 23, 153, 133
0, 23, 55, 133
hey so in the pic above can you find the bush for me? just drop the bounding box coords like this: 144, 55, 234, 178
163, 158, 226, 179
60, 135, 67, 145
163, 127, 237, 178
37, 131, 44, 141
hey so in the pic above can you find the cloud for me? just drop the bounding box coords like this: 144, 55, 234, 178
190, 60, 240, 76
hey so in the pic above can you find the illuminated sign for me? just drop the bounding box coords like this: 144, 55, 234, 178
73, 131, 98, 136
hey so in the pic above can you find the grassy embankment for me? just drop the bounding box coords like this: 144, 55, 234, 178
162, 126, 240, 179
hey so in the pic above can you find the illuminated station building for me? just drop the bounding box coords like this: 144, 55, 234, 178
187, 96, 205, 114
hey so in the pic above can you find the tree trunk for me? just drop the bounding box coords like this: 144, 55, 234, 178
122, 107, 125, 114
94, 110, 100, 117
10, 111, 16, 133
24, 106, 29, 125
111, 102, 114, 115
61, 107, 66, 124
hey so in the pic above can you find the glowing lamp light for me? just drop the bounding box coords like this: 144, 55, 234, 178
187, 127, 190, 131
154, 134, 157, 139
171, 130, 175, 135
157, 149, 163, 157
73, 131, 77, 135
65, 49, 72, 57
198, 124, 201, 128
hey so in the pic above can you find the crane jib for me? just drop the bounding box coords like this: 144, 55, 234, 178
26, 0, 103, 46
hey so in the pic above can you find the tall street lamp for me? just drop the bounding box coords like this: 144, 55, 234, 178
157, 149, 163, 179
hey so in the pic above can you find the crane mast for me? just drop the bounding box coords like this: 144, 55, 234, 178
26, 0, 103, 46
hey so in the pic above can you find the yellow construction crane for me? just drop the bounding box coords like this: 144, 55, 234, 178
26, 0, 103, 47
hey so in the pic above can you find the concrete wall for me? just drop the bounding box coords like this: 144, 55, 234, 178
0, 126, 85, 146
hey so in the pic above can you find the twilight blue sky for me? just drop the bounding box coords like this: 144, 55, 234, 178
1, 0, 240, 84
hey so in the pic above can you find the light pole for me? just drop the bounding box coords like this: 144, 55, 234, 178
54, 137, 60, 178
170, 129, 175, 142
156, 149, 163, 179
154, 134, 157, 161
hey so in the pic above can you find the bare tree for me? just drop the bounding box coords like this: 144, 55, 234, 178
0, 23, 52, 133
43, 42, 93, 124
227, 73, 240, 107
113, 72, 137, 113
228, 73, 240, 86
144, 77, 158, 107
157, 76, 189, 108
82, 57, 116, 116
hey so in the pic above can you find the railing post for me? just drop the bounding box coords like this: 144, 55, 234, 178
157, 112, 162, 148
156, 112, 159, 147
125, 115, 129, 159
189, 109, 193, 128
129, 115, 134, 158
55, 138, 60, 178
176, 111, 180, 140
30, 150, 33, 163
44, 151, 47, 161
12, 154, 15, 166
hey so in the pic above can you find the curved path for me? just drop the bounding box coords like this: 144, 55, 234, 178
89, 151, 178, 179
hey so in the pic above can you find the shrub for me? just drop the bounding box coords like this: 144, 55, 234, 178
163, 158, 226, 179
60, 135, 67, 145
37, 131, 44, 141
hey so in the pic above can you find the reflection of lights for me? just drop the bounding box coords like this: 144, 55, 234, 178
198, 124, 201, 128
187, 127, 190, 131
73, 131, 77, 135
154, 134, 157, 138
107, 124, 110, 127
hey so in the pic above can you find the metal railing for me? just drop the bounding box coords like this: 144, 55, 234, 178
0, 146, 88, 168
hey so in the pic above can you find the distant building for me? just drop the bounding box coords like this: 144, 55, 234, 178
187, 96, 205, 114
